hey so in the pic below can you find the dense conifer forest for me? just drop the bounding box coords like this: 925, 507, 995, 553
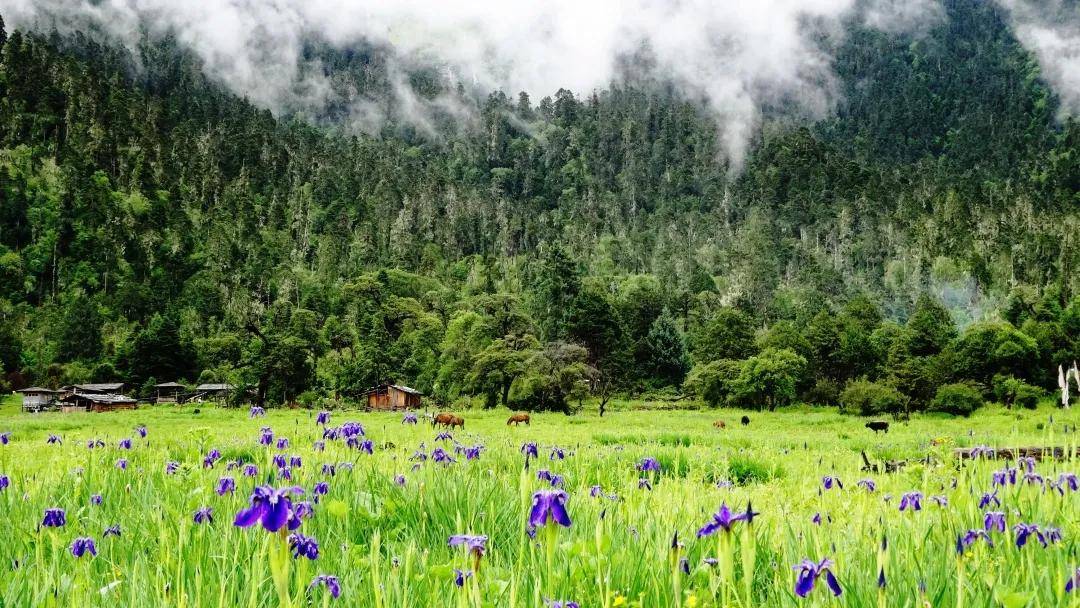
0, 1, 1077, 413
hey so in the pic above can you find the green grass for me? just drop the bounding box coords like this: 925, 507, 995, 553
0, 400, 1076, 607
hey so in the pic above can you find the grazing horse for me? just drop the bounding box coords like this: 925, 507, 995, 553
713, 419, 726, 429
432, 413, 455, 428
448, 415, 465, 429
740, 415, 750, 426
866, 420, 890, 434
507, 413, 531, 426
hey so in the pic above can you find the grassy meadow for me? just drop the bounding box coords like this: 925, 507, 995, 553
0, 395, 1077, 607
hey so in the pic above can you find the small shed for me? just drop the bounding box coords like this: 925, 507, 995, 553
60, 393, 138, 413
72, 383, 127, 395
194, 383, 234, 402
16, 387, 61, 412
363, 384, 422, 411
154, 382, 186, 403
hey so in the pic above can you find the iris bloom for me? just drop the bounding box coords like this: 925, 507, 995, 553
957, 530, 993, 554
521, 442, 538, 458
992, 468, 1017, 486
71, 537, 97, 558
697, 503, 749, 537
135, 426, 147, 438
87, 439, 104, 449
42, 508, 66, 527
316, 411, 331, 425
550, 447, 565, 460
250, 406, 266, 418
857, 479, 876, 492
550, 475, 565, 488
930, 495, 948, 507
463, 446, 482, 460
402, 413, 418, 424
984, 511, 1006, 533
194, 507, 213, 524
537, 469, 553, 482
259, 428, 273, 446
166, 461, 179, 475
91, 494, 102, 505
638, 458, 660, 472
449, 534, 488, 558
978, 490, 1000, 509
822, 476, 842, 490
454, 569, 473, 587
638, 478, 652, 490
276, 438, 290, 450
793, 558, 842, 597
1066, 568, 1080, 593
529, 490, 571, 528
898, 492, 923, 511
0, 432, 10, 444
313, 441, 325, 452
1013, 523, 1047, 548
341, 422, 364, 437
589, 485, 603, 498
47, 435, 62, 445
322, 464, 336, 476
0, 475, 8, 490
435, 432, 453, 442
116, 459, 128, 470
234, 485, 305, 532
217, 477, 236, 495
289, 533, 319, 559
104, 525, 121, 537
310, 574, 341, 599
294, 501, 314, 520
545, 600, 580, 608
1018, 457, 1036, 473
394, 474, 406, 486
432, 448, 455, 464
118, 438, 132, 450
243, 464, 258, 477
1057, 473, 1078, 492
313, 481, 329, 497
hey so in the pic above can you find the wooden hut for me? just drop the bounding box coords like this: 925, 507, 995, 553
72, 382, 127, 395
362, 384, 422, 411
16, 387, 61, 412
154, 382, 186, 404
60, 392, 137, 413
193, 383, 234, 402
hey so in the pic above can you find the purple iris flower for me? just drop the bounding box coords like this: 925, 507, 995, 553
91, 494, 102, 505
793, 558, 842, 597
42, 508, 66, 527
1057, 473, 1078, 492
234, 485, 305, 532
47, 435, 61, 445
463, 445, 482, 460
979, 490, 1000, 509
166, 461, 180, 475
857, 479, 876, 492
0, 475, 8, 490
70, 537, 97, 558
811, 512, 823, 525
115, 458, 128, 470
716, 479, 734, 489
358, 440, 374, 455
537, 469, 553, 482
104, 525, 121, 537
550, 447, 565, 460
1044, 527, 1063, 544
294, 501, 314, 520
290, 456, 302, 468
930, 495, 948, 507
822, 476, 842, 490
638, 458, 660, 472
454, 569, 473, 587
259, 428, 273, 446
250, 406, 265, 418
322, 427, 340, 440
87, 439, 104, 449
322, 464, 336, 476
589, 485, 603, 498
898, 492, 923, 512
435, 432, 453, 442
550, 475, 565, 488
0, 432, 10, 444
521, 442, 538, 458
394, 474, 406, 486
432, 448, 455, 464
449, 534, 488, 557
409, 450, 428, 462
1014, 523, 1046, 548
1018, 457, 1036, 473
276, 438, 290, 450
341, 422, 364, 438
316, 411, 331, 425
969, 446, 995, 458
135, 426, 147, 438
288, 533, 319, 559
992, 468, 1017, 486
545, 601, 580, 608
273, 455, 287, 469
984, 511, 1006, 533
402, 413, 418, 424
217, 477, 236, 495
118, 438, 132, 450
243, 464, 258, 477
1066, 568, 1080, 593
697, 503, 747, 537
309, 574, 341, 599
957, 530, 993, 554
277, 467, 293, 481
313, 482, 329, 496
638, 478, 652, 490
313, 441, 326, 452
194, 507, 213, 524
528, 490, 571, 528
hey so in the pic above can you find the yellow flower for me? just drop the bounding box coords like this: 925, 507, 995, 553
685, 596, 698, 608
613, 595, 627, 607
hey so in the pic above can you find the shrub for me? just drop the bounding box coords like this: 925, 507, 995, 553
804, 378, 840, 406
838, 379, 907, 416
991, 374, 1043, 410
683, 359, 741, 407
929, 382, 984, 416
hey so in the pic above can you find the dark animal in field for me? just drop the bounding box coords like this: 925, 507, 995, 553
432, 413, 455, 428
381, 441, 396, 450
713, 420, 726, 429
740, 415, 750, 426
507, 413, 530, 426
193, 409, 201, 415
866, 420, 890, 433
448, 415, 465, 429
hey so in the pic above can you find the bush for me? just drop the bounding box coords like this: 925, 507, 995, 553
683, 359, 741, 407
991, 374, 1043, 410
929, 382, 984, 416
804, 378, 840, 406
838, 379, 907, 416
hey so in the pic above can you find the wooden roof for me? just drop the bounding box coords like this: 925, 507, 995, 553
195, 383, 234, 391
154, 382, 186, 388
61, 393, 136, 404
362, 383, 422, 396
16, 387, 61, 394
73, 383, 126, 392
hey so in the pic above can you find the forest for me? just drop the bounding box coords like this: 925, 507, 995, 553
0, 0, 1078, 413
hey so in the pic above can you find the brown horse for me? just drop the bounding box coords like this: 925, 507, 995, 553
432, 412, 455, 428
448, 415, 465, 429
713, 419, 726, 429
507, 413, 531, 426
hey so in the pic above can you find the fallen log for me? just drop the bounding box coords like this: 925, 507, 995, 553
953, 446, 1080, 461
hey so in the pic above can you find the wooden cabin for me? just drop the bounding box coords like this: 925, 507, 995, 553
362, 384, 422, 411
193, 383, 234, 402
154, 382, 186, 404
16, 387, 61, 412
71, 382, 127, 395
60, 392, 137, 413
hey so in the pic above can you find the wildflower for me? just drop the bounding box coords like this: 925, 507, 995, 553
166, 461, 180, 475
957, 530, 993, 554
0, 475, 8, 490
1023, 473, 1045, 487
288, 533, 320, 560
590, 485, 603, 498
0, 432, 10, 444
402, 412, 418, 424
87, 439, 104, 449
259, 428, 273, 446
822, 476, 842, 490
357, 440, 373, 454
984, 511, 1006, 533
276, 438, 290, 450
435, 432, 453, 442
273, 454, 287, 468
930, 495, 948, 507
322, 427, 340, 440
115, 459, 128, 470
969, 446, 994, 458
1018, 456, 1036, 473
1057, 473, 1078, 492
341, 422, 364, 437
521, 442, 539, 458
135, 425, 147, 438
550, 447, 565, 460
394, 474, 406, 486
463, 445, 482, 460
978, 490, 1000, 509
454, 569, 473, 587
118, 438, 132, 450
449, 534, 488, 558
1044, 527, 1063, 544
310, 574, 341, 599
194, 507, 213, 524
529, 490, 571, 528
898, 492, 923, 512
322, 463, 336, 476
47, 434, 61, 445
42, 508, 66, 527
1066, 567, 1080, 593
638, 457, 660, 472
857, 479, 876, 492
243, 464, 258, 477
103, 525, 121, 537
696, 503, 747, 537
812, 512, 823, 525
545, 601, 579, 608
316, 411, 331, 425
793, 558, 842, 597
432, 447, 455, 464
234, 485, 305, 532
71, 537, 97, 558
91, 494, 102, 505
216, 477, 235, 496
992, 468, 1017, 486
313, 441, 325, 452
294, 501, 314, 520
638, 478, 652, 490
313, 481, 329, 497
1013, 523, 1047, 548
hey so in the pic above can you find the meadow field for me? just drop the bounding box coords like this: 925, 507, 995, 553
0, 397, 1077, 607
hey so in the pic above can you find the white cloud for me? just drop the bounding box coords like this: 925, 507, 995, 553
997, 0, 1080, 117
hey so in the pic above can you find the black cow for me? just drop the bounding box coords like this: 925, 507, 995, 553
740, 415, 750, 426
865, 420, 889, 434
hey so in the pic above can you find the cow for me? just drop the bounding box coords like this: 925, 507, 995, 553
193, 408, 201, 415
432, 413, 455, 428
866, 420, 890, 434
713, 419, 726, 429
507, 413, 531, 426
740, 415, 750, 426
448, 415, 465, 429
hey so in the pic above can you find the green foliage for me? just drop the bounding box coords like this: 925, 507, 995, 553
929, 382, 984, 416
643, 308, 690, 388
683, 359, 743, 407
731, 348, 806, 410
838, 379, 908, 416
991, 374, 1043, 409
690, 307, 756, 364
